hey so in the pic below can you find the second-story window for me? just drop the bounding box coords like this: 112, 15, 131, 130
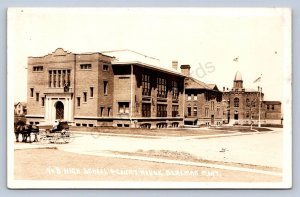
103, 64, 109, 71
142, 74, 151, 96
157, 77, 167, 98
90, 87, 94, 97
172, 81, 178, 99
41, 97, 45, 106
36, 93, 39, 102
33, 66, 43, 72
234, 98, 239, 107
49, 69, 71, 88
80, 64, 92, 70
77, 97, 80, 107
104, 81, 108, 95
30, 88, 34, 97
193, 106, 197, 116
83, 92, 87, 102
49, 71, 52, 87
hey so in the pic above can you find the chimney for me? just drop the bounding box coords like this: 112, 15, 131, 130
172, 60, 178, 70
180, 64, 191, 76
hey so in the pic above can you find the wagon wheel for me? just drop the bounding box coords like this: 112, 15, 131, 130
39, 130, 49, 144
62, 129, 71, 143
52, 132, 60, 143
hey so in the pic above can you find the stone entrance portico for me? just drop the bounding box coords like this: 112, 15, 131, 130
44, 93, 73, 123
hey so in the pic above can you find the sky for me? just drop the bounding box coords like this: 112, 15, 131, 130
7, 8, 291, 102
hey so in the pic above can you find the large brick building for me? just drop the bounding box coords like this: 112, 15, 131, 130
222, 71, 282, 125
181, 65, 223, 127
26, 48, 185, 128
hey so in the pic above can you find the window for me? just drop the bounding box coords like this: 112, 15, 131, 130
187, 95, 191, 101
252, 101, 256, 107
77, 97, 80, 107
36, 93, 39, 102
272, 105, 275, 110
142, 103, 151, 117
246, 98, 250, 107
30, 88, 34, 97
83, 92, 87, 102
49, 71, 52, 87
142, 74, 151, 96
119, 102, 129, 114
33, 66, 43, 72
246, 111, 250, 118
205, 108, 209, 117
80, 64, 92, 69
41, 97, 45, 106
211, 101, 215, 110
49, 69, 71, 88
157, 104, 167, 117
104, 81, 108, 95
172, 81, 179, 99
108, 107, 111, 117
234, 98, 239, 107
217, 95, 222, 102
62, 70, 66, 85
187, 107, 192, 116
53, 70, 57, 88
103, 64, 109, 71
267, 105, 270, 110
193, 106, 197, 116
67, 70, 70, 85
90, 87, 94, 97
194, 95, 197, 100
157, 77, 167, 98
58, 70, 61, 87
100, 107, 104, 117
205, 93, 210, 101
217, 108, 220, 116
172, 105, 179, 117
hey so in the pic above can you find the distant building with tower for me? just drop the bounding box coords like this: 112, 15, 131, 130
222, 71, 282, 125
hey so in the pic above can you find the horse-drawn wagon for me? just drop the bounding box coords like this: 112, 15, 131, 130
39, 120, 71, 143
14, 120, 72, 144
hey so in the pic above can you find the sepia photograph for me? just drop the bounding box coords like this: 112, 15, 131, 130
7, 8, 292, 189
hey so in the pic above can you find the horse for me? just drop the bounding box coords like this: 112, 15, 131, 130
15, 121, 25, 142
14, 122, 39, 143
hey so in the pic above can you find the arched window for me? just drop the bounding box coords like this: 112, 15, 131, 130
246, 98, 250, 107
252, 101, 256, 107
234, 98, 239, 107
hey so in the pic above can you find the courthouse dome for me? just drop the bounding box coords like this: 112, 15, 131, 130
234, 71, 243, 81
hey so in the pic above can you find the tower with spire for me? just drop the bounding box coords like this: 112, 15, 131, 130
233, 71, 243, 89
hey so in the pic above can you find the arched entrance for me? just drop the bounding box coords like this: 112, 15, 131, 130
55, 101, 64, 120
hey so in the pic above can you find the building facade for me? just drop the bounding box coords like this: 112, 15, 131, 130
26, 48, 185, 128
181, 65, 223, 127
14, 102, 27, 116
222, 71, 282, 125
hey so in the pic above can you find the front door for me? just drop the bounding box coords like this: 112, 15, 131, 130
234, 110, 239, 120
55, 101, 64, 120
211, 115, 214, 125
